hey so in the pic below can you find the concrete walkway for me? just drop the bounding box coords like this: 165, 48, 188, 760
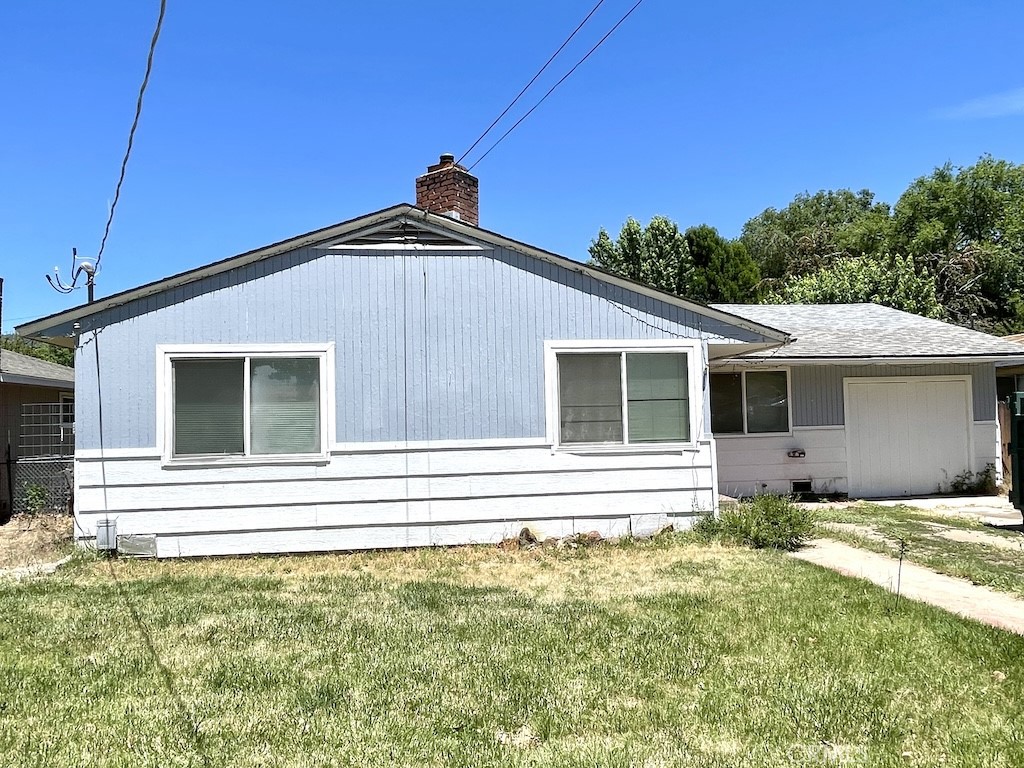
792, 539, 1024, 635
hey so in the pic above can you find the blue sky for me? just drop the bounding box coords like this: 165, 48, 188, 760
2, 0, 1022, 331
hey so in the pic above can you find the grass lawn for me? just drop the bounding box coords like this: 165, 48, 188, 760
2, 536, 1022, 767
815, 503, 1024, 598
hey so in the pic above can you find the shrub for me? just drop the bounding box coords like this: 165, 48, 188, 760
947, 464, 999, 495
717, 494, 813, 551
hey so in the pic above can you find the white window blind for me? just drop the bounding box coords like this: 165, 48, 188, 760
626, 353, 689, 442
173, 359, 244, 456
250, 358, 321, 455
558, 353, 623, 444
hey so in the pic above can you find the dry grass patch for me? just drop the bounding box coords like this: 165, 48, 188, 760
3, 534, 1024, 767
0, 513, 72, 569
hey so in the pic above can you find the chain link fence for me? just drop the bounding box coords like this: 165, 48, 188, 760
12, 457, 73, 515
12, 403, 74, 515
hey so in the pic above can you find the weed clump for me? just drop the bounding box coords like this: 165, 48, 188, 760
696, 495, 813, 551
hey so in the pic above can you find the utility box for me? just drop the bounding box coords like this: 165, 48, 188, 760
95, 519, 117, 552
1010, 393, 1024, 512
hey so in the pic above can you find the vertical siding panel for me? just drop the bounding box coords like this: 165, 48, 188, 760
75, 237, 780, 449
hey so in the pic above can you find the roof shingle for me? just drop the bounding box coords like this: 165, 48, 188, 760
711, 303, 1024, 359
0, 348, 74, 385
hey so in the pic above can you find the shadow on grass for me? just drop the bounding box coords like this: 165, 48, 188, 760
106, 557, 212, 768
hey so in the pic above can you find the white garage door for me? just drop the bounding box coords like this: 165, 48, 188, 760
845, 377, 972, 498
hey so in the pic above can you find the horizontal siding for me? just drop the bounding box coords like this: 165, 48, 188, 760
716, 426, 848, 497
791, 363, 996, 427
717, 421, 1000, 498
74, 245, 766, 451
151, 516, 661, 558
73, 442, 715, 556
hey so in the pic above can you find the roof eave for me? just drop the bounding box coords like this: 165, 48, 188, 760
715, 354, 1024, 365
0, 373, 74, 388
16, 204, 791, 346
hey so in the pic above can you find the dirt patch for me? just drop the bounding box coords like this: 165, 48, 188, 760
821, 521, 900, 547
927, 525, 1024, 552
0, 513, 73, 569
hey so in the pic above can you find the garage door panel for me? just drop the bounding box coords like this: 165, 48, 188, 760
911, 380, 971, 495
846, 377, 970, 498
847, 381, 912, 497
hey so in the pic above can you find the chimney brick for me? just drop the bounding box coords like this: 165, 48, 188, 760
415, 154, 479, 226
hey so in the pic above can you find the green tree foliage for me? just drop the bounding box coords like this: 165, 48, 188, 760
766, 254, 942, 319
684, 225, 760, 303
740, 189, 892, 280
0, 335, 74, 368
892, 156, 1024, 331
589, 156, 1023, 328
588, 216, 693, 296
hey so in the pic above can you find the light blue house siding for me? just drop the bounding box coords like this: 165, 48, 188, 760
74, 245, 764, 451
791, 363, 996, 427
66, 240, 773, 557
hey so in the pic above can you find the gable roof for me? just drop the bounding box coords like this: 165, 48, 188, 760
17, 204, 789, 346
711, 303, 1024, 362
0, 348, 74, 388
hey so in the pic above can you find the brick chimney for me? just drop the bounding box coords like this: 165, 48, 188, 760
415, 153, 479, 226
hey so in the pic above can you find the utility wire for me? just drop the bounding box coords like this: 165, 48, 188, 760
467, 0, 646, 172
456, 0, 606, 166
94, 0, 167, 270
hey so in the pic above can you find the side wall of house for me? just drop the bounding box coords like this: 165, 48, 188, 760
72, 244, 765, 555
715, 362, 999, 497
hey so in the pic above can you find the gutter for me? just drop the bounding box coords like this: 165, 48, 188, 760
0, 373, 74, 388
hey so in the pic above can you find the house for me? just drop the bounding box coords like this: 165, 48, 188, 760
0, 348, 75, 518
706, 303, 1024, 498
15, 156, 1024, 556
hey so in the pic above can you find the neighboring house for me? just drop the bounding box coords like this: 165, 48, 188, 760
996, 333, 1024, 401
707, 304, 1024, 498
0, 348, 75, 517
15, 156, 1024, 556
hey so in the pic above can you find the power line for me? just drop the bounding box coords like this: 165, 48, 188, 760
95, 0, 167, 271
468, 0, 646, 172
456, 0, 606, 167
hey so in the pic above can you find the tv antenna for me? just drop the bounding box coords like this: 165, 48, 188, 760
47, 248, 97, 303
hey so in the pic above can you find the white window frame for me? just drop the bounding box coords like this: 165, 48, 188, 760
544, 339, 704, 452
711, 367, 793, 437
156, 343, 336, 467
59, 392, 75, 426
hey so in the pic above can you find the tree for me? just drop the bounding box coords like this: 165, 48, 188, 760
767, 253, 942, 319
684, 224, 760, 303
0, 335, 74, 368
588, 216, 693, 296
892, 156, 1024, 331
740, 189, 892, 280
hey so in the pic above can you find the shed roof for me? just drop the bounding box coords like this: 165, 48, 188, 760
711, 303, 1024, 362
0, 348, 74, 387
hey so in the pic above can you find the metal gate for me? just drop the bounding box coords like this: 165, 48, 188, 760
12, 403, 74, 515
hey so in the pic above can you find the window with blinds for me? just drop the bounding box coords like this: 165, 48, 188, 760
171, 355, 322, 458
557, 351, 690, 445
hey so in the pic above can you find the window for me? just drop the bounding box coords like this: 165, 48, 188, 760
59, 393, 75, 426
555, 349, 692, 446
161, 345, 332, 462
710, 370, 790, 435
